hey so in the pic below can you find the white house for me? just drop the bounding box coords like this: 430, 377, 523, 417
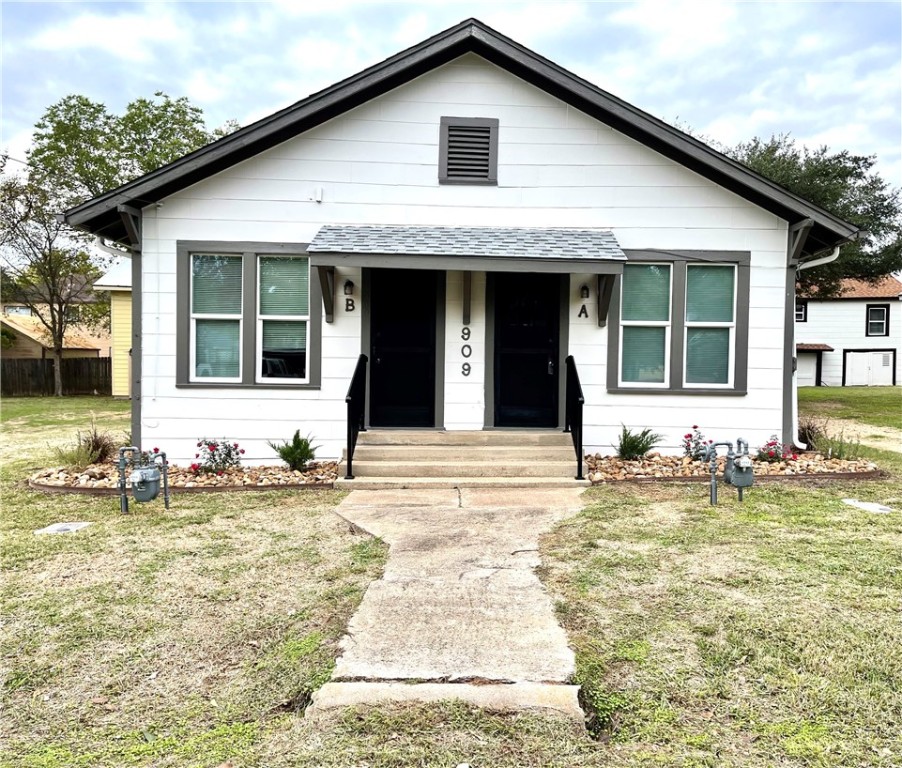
796, 275, 901, 387
62, 19, 859, 478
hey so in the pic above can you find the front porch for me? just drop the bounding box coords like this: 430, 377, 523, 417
336, 429, 589, 490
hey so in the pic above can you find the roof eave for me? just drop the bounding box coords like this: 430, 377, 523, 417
63, 18, 859, 250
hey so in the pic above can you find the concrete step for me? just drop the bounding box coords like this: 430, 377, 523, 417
347, 444, 576, 461
335, 476, 589, 490
357, 430, 572, 447
349, 460, 578, 478
309, 681, 584, 721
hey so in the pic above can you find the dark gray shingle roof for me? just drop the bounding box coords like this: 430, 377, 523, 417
308, 225, 625, 261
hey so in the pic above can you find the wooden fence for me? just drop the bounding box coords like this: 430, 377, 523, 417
1, 358, 112, 397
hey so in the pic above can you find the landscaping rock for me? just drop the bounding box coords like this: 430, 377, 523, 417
29, 461, 340, 491
584, 453, 878, 483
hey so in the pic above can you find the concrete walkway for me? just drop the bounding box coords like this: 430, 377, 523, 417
310, 487, 586, 720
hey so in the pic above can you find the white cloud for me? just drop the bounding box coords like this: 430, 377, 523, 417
607, 0, 737, 58
480, 1, 589, 45
28, 4, 193, 63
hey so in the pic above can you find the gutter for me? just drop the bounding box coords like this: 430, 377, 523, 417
791, 245, 842, 449
797, 246, 840, 272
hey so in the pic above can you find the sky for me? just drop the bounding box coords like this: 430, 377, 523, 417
2, 0, 900, 187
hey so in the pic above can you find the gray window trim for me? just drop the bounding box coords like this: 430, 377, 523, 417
865, 303, 890, 337
606, 250, 750, 395
176, 241, 322, 389
439, 116, 499, 186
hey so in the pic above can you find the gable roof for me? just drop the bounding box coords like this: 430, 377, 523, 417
819, 275, 902, 300
93, 258, 132, 291
63, 18, 858, 257
1, 314, 100, 351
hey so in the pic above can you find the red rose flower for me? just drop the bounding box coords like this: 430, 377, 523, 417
153, 447, 159, 453
239, 449, 245, 454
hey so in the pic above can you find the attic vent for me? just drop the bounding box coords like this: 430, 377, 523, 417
439, 117, 499, 185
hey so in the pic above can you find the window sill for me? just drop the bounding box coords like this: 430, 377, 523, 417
607, 387, 747, 396
176, 382, 321, 390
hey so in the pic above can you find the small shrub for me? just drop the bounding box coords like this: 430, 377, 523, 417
53, 417, 118, 470
80, 417, 118, 463
682, 425, 713, 461
190, 438, 244, 475
614, 424, 663, 460
798, 415, 829, 448
756, 434, 798, 463
53, 442, 101, 472
813, 430, 862, 460
269, 430, 319, 471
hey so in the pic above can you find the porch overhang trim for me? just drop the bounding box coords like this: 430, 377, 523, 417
309, 251, 625, 275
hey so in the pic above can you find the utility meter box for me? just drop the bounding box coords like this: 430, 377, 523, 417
725, 454, 754, 488
130, 465, 162, 502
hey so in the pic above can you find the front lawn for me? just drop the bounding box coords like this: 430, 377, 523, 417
2, 398, 900, 766
0, 401, 386, 768
798, 386, 902, 430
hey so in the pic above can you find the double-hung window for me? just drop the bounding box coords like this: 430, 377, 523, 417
191, 254, 243, 382
257, 256, 310, 382
684, 265, 736, 387
608, 252, 749, 394
866, 304, 889, 337
619, 264, 671, 386
177, 242, 321, 388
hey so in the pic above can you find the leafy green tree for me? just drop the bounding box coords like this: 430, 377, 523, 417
27, 91, 238, 207
1, 93, 237, 394
0, 176, 104, 395
728, 135, 902, 296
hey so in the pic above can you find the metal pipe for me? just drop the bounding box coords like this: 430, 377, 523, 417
117, 446, 138, 515
706, 442, 734, 506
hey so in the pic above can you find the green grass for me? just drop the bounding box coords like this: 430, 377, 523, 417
3, 396, 901, 766
798, 386, 902, 430
0, 395, 131, 428
539, 445, 902, 766
0, 399, 387, 768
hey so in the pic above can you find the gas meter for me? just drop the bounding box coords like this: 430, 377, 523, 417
117, 446, 170, 514
705, 438, 755, 505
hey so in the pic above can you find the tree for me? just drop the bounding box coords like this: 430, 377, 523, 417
0, 176, 104, 395
27, 91, 238, 208
728, 135, 902, 297
1, 93, 238, 395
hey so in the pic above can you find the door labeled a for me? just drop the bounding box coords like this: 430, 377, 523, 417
494, 273, 560, 427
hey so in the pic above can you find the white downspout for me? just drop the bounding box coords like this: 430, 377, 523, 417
792, 246, 841, 448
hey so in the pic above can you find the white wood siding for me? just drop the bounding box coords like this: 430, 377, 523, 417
140, 54, 789, 463
797, 299, 901, 386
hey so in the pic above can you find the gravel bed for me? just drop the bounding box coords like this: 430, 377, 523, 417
29, 461, 340, 492
585, 452, 879, 483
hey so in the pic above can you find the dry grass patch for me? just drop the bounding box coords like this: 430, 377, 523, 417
1, 399, 387, 768
543, 459, 902, 766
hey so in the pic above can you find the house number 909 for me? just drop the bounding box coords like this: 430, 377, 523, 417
461, 327, 471, 376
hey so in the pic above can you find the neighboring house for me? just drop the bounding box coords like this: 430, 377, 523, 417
796, 275, 902, 386
0, 312, 102, 359
94, 259, 133, 397
62, 19, 859, 468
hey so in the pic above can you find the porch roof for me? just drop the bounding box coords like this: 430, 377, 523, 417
307, 225, 626, 274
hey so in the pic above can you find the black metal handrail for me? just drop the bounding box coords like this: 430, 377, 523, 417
344, 354, 368, 479
563, 355, 585, 480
